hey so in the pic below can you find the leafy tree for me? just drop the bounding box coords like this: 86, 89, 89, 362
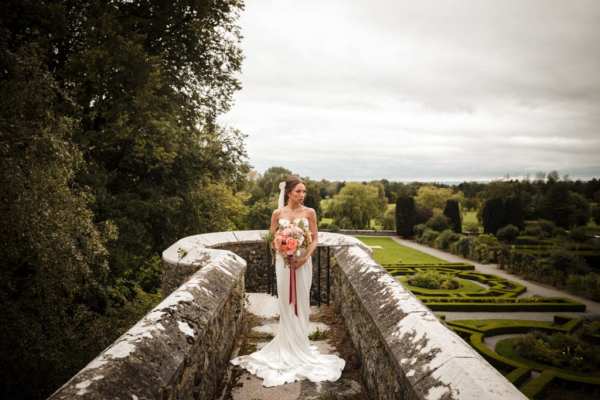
593, 204, 600, 225
246, 198, 277, 229
330, 183, 385, 229
541, 183, 591, 228
0, 43, 112, 399
303, 179, 322, 218
505, 196, 525, 230
571, 192, 591, 226
415, 185, 464, 212
0, 0, 248, 398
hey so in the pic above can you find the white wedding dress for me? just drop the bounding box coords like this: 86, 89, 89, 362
229, 217, 346, 387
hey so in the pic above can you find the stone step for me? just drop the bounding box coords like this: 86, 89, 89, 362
221, 293, 366, 400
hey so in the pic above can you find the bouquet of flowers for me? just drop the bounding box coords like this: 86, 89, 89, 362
273, 219, 312, 268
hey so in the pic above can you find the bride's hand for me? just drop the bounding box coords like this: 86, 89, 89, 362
291, 256, 307, 269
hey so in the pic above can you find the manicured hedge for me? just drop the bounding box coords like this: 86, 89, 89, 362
424, 300, 585, 312
385, 265, 583, 311
445, 317, 600, 398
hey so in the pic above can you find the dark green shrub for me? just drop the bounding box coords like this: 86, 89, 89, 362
593, 204, 600, 225
443, 199, 462, 233
426, 214, 450, 232
505, 196, 525, 230
514, 235, 544, 245
570, 226, 588, 243
450, 235, 475, 258
567, 273, 600, 301
413, 223, 427, 238
415, 204, 433, 225
418, 228, 440, 245
395, 196, 417, 237
471, 234, 501, 263
513, 331, 599, 372
328, 223, 340, 232
482, 197, 505, 235
523, 224, 543, 238
435, 229, 461, 250
553, 227, 568, 237
545, 250, 591, 275
408, 270, 459, 290
496, 224, 519, 243
538, 219, 557, 238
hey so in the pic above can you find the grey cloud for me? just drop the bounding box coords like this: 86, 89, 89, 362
219, 0, 600, 181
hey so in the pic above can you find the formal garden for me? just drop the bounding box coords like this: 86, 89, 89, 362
355, 235, 600, 399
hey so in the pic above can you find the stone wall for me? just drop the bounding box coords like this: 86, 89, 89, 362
331, 244, 527, 400
51, 229, 526, 400
163, 230, 361, 307
49, 249, 246, 400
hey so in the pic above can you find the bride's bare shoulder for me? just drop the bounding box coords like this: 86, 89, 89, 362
303, 206, 316, 218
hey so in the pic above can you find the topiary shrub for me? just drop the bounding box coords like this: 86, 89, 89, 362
435, 229, 461, 250
523, 224, 543, 238
418, 228, 440, 245
472, 234, 501, 263
450, 235, 475, 258
413, 223, 427, 238
553, 227, 568, 238
395, 196, 416, 237
538, 219, 557, 238
408, 270, 459, 290
567, 272, 600, 301
443, 199, 462, 233
593, 204, 600, 225
513, 330, 600, 372
425, 214, 450, 232
482, 197, 506, 235
497, 224, 520, 243
569, 226, 588, 243
545, 250, 591, 276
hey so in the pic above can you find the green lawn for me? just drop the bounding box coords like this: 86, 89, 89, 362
354, 236, 446, 264
462, 210, 481, 232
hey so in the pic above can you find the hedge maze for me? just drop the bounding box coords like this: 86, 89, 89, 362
359, 236, 596, 398
444, 316, 600, 399
382, 263, 586, 312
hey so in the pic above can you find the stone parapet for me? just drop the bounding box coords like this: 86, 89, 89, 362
49, 249, 246, 400
50, 229, 526, 400
331, 244, 527, 400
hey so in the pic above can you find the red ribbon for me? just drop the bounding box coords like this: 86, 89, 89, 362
288, 256, 298, 316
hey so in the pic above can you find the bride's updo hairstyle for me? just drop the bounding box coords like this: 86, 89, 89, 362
284, 175, 304, 206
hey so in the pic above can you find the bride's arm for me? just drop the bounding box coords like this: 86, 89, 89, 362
306, 208, 319, 255
270, 209, 280, 237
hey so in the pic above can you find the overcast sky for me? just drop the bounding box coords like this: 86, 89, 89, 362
218, 0, 600, 182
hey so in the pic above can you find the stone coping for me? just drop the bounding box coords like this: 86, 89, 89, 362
162, 230, 372, 268
332, 244, 527, 400
49, 249, 246, 399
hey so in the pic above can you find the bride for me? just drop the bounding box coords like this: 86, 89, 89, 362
229, 175, 346, 387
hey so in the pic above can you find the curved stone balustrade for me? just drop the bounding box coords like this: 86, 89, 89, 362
331, 244, 526, 399
49, 230, 526, 400
49, 248, 246, 400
